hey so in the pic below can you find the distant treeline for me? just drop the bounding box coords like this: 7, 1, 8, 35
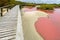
15, 1, 60, 10
0, 0, 60, 10
37, 4, 60, 10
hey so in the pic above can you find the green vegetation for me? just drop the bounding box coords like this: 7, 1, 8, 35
35, 4, 60, 10
0, 0, 60, 10
15, 1, 60, 10
54, 4, 60, 8
0, 0, 9, 7
15, 1, 36, 9
0, 0, 16, 8
15, 1, 35, 5
37, 4, 55, 10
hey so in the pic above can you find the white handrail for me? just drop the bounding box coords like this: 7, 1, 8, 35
15, 5, 24, 40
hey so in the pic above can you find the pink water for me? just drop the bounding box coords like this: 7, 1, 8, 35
35, 8, 60, 40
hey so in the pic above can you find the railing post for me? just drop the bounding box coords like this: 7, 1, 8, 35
1, 8, 3, 16
7, 8, 8, 12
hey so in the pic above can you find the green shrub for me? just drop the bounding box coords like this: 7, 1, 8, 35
37, 4, 54, 10
55, 4, 60, 8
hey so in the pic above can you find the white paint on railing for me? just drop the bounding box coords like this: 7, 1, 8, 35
15, 5, 24, 40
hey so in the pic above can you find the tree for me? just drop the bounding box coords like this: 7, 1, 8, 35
0, 0, 15, 7
9, 0, 16, 5
0, 0, 9, 7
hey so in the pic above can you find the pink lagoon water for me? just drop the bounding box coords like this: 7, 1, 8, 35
35, 8, 60, 40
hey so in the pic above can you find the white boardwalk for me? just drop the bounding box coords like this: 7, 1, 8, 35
0, 6, 18, 40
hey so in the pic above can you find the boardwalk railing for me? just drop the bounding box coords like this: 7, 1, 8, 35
0, 7, 8, 16
0, 5, 15, 16
0, 5, 19, 40
0, 5, 24, 40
